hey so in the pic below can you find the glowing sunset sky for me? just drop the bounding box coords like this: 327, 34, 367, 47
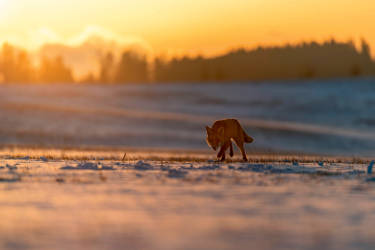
1, 0, 375, 56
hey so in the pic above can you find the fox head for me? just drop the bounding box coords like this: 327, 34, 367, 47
205, 126, 224, 151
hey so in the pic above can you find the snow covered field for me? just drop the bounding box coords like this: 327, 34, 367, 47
0, 150, 374, 250
0, 80, 375, 249
1, 79, 375, 156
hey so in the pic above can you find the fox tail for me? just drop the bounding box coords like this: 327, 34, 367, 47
243, 131, 254, 143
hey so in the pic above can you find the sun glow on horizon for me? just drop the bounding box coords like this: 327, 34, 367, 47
0, 0, 8, 15
1, 0, 375, 57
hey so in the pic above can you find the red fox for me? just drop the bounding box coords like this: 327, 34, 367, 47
206, 119, 254, 161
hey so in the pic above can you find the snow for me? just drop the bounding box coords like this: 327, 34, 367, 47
0, 80, 374, 249
1, 80, 375, 156
134, 160, 154, 170
367, 161, 374, 174
40, 156, 48, 162
0, 155, 374, 249
61, 162, 114, 170
167, 169, 188, 178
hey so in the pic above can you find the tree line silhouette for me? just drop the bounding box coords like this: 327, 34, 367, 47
0, 39, 374, 84
0, 43, 74, 83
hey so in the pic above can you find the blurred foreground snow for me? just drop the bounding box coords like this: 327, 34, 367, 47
0, 156, 374, 249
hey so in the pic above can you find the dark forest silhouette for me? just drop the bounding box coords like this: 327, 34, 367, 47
154, 39, 374, 82
0, 39, 374, 84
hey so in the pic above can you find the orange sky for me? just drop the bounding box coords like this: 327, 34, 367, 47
1, 0, 375, 57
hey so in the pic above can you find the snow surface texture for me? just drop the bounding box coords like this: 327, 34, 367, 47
0, 157, 374, 250
0, 80, 375, 156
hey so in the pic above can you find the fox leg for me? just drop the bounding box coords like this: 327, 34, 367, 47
217, 141, 230, 161
234, 139, 248, 161
217, 149, 223, 159
229, 142, 234, 157
217, 145, 224, 158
